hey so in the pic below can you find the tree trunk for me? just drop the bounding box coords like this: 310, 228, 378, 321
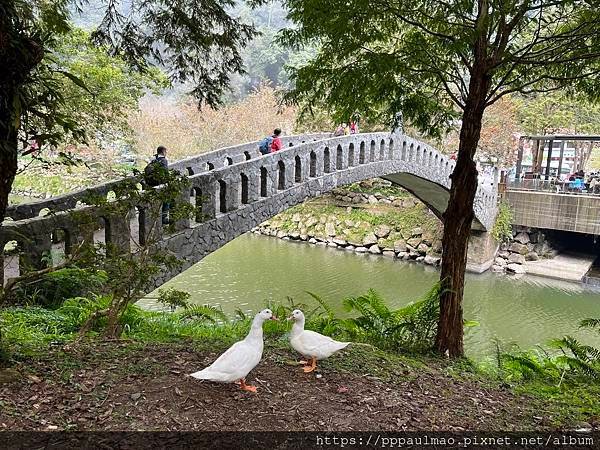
0, 99, 18, 225
436, 70, 490, 358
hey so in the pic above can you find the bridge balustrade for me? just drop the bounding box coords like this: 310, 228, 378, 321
2, 132, 498, 287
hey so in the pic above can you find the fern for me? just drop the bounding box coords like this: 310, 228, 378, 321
580, 318, 600, 330
306, 291, 335, 318
179, 305, 228, 324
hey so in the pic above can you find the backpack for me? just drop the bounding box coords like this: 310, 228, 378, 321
258, 136, 274, 155
144, 157, 167, 187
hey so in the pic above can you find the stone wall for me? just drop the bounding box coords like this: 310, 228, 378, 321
491, 226, 560, 275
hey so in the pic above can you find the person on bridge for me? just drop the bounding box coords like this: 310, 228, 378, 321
143, 145, 171, 225
270, 128, 283, 153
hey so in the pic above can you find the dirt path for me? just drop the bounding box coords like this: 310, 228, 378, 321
0, 342, 565, 431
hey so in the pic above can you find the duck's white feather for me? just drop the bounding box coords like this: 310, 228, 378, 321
189, 311, 268, 383
190, 339, 263, 382
289, 315, 349, 360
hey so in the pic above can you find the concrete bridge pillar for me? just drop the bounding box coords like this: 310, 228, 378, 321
173, 190, 192, 231
225, 175, 241, 212
466, 230, 498, 273
246, 172, 260, 203
106, 213, 131, 254
200, 180, 217, 220
21, 234, 52, 273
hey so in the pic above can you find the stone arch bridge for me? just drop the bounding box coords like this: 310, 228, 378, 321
1, 132, 498, 288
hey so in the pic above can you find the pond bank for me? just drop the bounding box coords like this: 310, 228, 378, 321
0, 341, 596, 431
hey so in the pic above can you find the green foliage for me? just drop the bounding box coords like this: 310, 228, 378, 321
280, 0, 600, 135
49, 27, 168, 144
157, 288, 190, 312
491, 202, 514, 243
178, 305, 228, 324
516, 92, 600, 136
8, 268, 108, 308
338, 285, 442, 353
496, 316, 600, 383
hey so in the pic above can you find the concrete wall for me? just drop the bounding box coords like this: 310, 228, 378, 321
506, 190, 600, 235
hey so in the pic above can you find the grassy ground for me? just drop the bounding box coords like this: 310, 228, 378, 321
1, 304, 599, 431
1, 340, 590, 432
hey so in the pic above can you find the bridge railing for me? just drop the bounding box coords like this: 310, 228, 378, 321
4, 133, 331, 221
1, 131, 499, 286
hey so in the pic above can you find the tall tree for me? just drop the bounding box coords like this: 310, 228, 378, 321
278, 0, 600, 356
0, 0, 256, 223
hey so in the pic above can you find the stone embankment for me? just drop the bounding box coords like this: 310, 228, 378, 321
491, 226, 560, 275
252, 180, 444, 267
253, 219, 443, 266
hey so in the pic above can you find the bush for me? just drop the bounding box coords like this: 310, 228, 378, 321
9, 268, 108, 308
492, 201, 514, 242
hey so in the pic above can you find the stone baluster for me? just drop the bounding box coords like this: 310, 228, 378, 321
200, 179, 217, 220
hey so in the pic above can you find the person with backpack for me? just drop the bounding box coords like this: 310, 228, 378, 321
258, 128, 283, 155
144, 146, 171, 224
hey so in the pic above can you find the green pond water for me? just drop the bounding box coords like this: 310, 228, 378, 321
140, 233, 600, 360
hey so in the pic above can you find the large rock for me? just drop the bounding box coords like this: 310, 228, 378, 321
308, 238, 317, 244
397, 251, 410, 260
344, 219, 355, 227
325, 222, 336, 236
417, 243, 429, 254
508, 253, 526, 265
374, 225, 391, 238
424, 255, 441, 265
393, 239, 408, 253
363, 233, 378, 246
514, 232, 530, 244
333, 238, 347, 246
289, 232, 300, 239
368, 245, 382, 254
498, 250, 510, 259
526, 252, 539, 261
355, 246, 368, 253
292, 213, 301, 222
494, 257, 507, 266
367, 195, 378, 204
411, 227, 423, 237
506, 263, 527, 274
509, 242, 528, 255
306, 217, 318, 227
407, 237, 422, 247
382, 250, 395, 258
276, 230, 287, 239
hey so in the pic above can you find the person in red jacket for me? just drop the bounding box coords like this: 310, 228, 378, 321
270, 128, 283, 152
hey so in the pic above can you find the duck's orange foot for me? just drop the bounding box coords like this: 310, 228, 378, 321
303, 357, 317, 373
239, 379, 258, 393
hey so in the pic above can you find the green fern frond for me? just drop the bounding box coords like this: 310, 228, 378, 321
580, 318, 600, 330
305, 291, 334, 317
234, 308, 247, 321
179, 305, 228, 323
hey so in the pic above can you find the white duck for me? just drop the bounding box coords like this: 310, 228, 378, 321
190, 308, 277, 392
288, 309, 349, 373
